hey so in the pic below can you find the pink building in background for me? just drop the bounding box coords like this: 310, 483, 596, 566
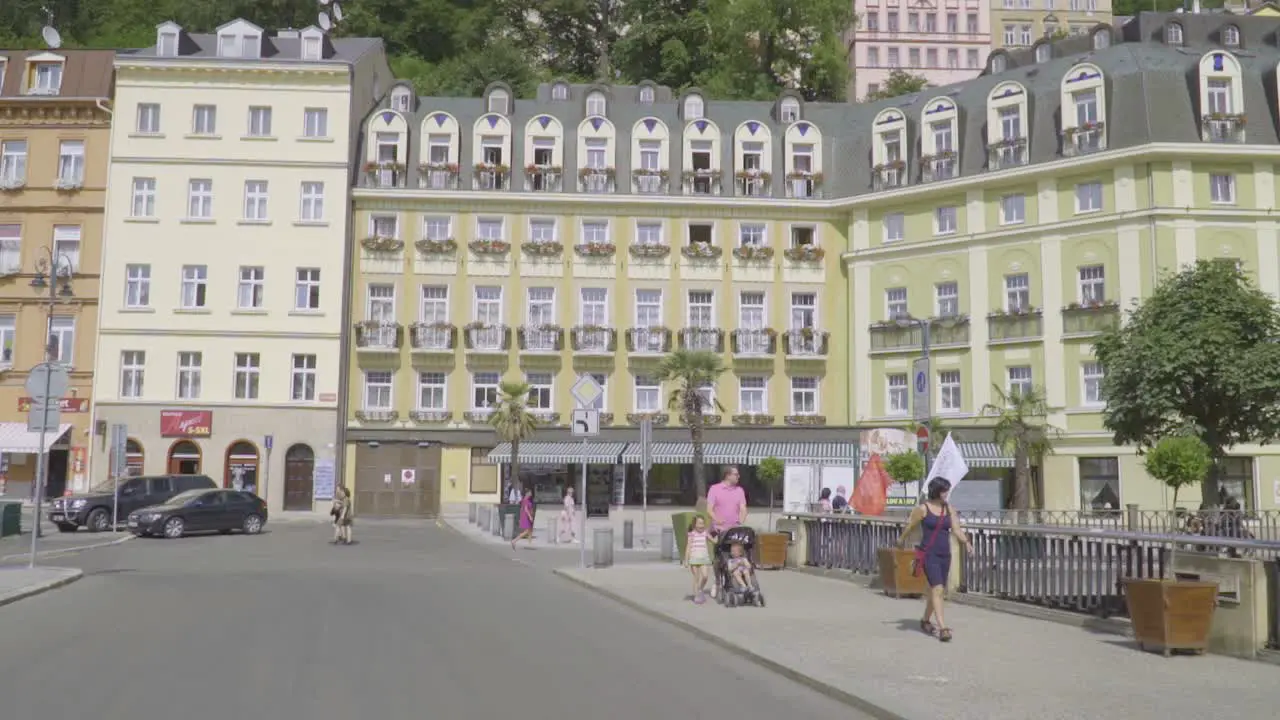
850, 0, 993, 101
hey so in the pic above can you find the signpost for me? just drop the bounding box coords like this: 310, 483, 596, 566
570, 374, 603, 569
263, 434, 274, 503
25, 362, 69, 568
640, 417, 653, 547
109, 423, 127, 530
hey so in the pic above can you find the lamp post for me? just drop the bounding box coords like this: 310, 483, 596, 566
27, 249, 74, 559
894, 315, 933, 478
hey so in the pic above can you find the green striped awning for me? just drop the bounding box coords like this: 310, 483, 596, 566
488, 442, 626, 464
620, 442, 753, 464
748, 442, 859, 464
958, 442, 1016, 468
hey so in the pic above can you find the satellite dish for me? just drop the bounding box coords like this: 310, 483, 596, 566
42, 26, 62, 49
318, 12, 332, 31
333, 3, 344, 21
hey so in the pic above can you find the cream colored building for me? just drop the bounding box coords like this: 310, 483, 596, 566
88, 19, 391, 511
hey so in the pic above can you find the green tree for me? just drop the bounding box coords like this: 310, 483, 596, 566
982, 385, 1060, 512
758, 456, 785, 526
883, 450, 925, 500
496, 0, 624, 81
1093, 259, 1280, 504
864, 69, 929, 101
489, 380, 539, 495
655, 349, 727, 501
612, 0, 715, 91
1144, 435, 1212, 514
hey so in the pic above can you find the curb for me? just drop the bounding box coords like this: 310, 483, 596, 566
0, 533, 133, 563
552, 568, 914, 720
0, 568, 84, 609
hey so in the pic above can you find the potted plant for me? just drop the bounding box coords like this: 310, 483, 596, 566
877, 450, 930, 598
1124, 435, 1220, 656
755, 457, 788, 569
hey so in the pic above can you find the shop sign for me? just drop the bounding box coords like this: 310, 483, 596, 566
160, 410, 213, 437
18, 397, 90, 412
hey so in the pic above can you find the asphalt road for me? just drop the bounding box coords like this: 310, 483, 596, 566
0, 520, 867, 720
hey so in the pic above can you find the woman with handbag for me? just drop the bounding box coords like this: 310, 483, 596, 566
331, 484, 354, 545
897, 478, 972, 642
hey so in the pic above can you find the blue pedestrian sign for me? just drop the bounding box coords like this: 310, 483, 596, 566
911, 357, 931, 422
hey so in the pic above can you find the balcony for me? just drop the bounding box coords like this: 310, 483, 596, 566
473, 164, 509, 190
921, 153, 957, 183
873, 162, 906, 190
626, 412, 670, 426
987, 310, 1044, 343
626, 327, 673, 354
1062, 123, 1106, 157
418, 164, 460, 189
785, 173, 823, 199
580, 168, 615, 193
521, 241, 563, 258
868, 316, 970, 352
54, 175, 84, 191
0, 175, 26, 191
519, 325, 564, 352
782, 329, 829, 358
571, 325, 617, 353
683, 170, 720, 196
1061, 302, 1120, 336
464, 410, 493, 424
679, 327, 724, 352
575, 242, 617, 258
464, 323, 511, 352
735, 172, 770, 197
629, 243, 672, 259
364, 163, 406, 188
732, 413, 774, 426
731, 328, 777, 356
525, 165, 562, 192
354, 321, 402, 351
355, 409, 399, 423
785, 414, 826, 427
1202, 114, 1246, 143
410, 322, 456, 352
409, 409, 453, 423
531, 410, 561, 425
361, 236, 404, 253
987, 138, 1028, 170
632, 170, 667, 194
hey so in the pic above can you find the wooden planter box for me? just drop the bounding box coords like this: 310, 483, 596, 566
756, 532, 788, 570
1124, 578, 1219, 656
877, 546, 928, 598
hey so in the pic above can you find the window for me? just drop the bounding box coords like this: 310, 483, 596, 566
365, 371, 394, 410
0, 141, 26, 186
1093, 30, 1110, 50
738, 223, 765, 247
248, 106, 273, 137
790, 292, 817, 331
885, 287, 908, 319
48, 316, 74, 365
52, 225, 80, 273
888, 374, 909, 415
1034, 44, 1051, 63
740, 376, 767, 414
367, 284, 395, 324
687, 290, 714, 330
1019, 25, 1032, 46
998, 106, 1020, 141
300, 182, 325, 221
1003, 24, 1016, 46
1224, 25, 1243, 47
525, 219, 553, 245
909, 48, 921, 68
120, 351, 146, 397
303, 108, 328, 138
635, 375, 660, 412
638, 141, 660, 174
1078, 265, 1105, 305
180, 265, 208, 309
57, 140, 85, 185
584, 139, 607, 171
789, 226, 815, 250
580, 287, 608, 327
1005, 273, 1030, 312
474, 286, 503, 325
0, 225, 17, 274
478, 218, 504, 241
1079, 457, 1120, 512
417, 286, 449, 327
936, 282, 959, 317
1207, 78, 1232, 115
638, 86, 654, 104
233, 353, 261, 399
423, 217, 451, 242
635, 289, 663, 332
192, 105, 216, 135
1166, 23, 1183, 45
636, 222, 662, 246
867, 47, 880, 68
487, 89, 509, 114
739, 291, 765, 330
589, 374, 608, 411
125, 264, 151, 308
947, 49, 959, 69
552, 83, 570, 101
243, 181, 269, 221
582, 220, 609, 245
946, 13, 958, 33
472, 372, 499, 410
683, 94, 704, 119
527, 287, 556, 330
302, 34, 322, 60
1082, 361, 1105, 405
967, 49, 979, 69
131, 178, 156, 217
176, 352, 202, 399
526, 372, 553, 411
237, 266, 265, 309
687, 222, 712, 247
1074, 90, 1098, 128
1075, 182, 1103, 213
187, 179, 213, 219
159, 30, 178, 57
780, 97, 800, 123
1219, 457, 1255, 511
791, 377, 819, 415
1000, 194, 1025, 225
295, 268, 321, 310
390, 88, 411, 113
1210, 174, 1235, 204
136, 103, 160, 134
1007, 366, 1032, 399
291, 354, 317, 401
935, 206, 957, 235
883, 213, 904, 243
371, 214, 398, 239
939, 370, 962, 412
586, 91, 607, 116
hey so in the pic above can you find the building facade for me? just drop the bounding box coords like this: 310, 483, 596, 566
851, 0, 992, 100
990, 0, 1113, 50
88, 19, 391, 511
0, 49, 112, 500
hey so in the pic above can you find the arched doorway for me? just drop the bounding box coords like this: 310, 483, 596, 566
283, 444, 315, 511
225, 441, 260, 494
125, 439, 145, 477
167, 440, 202, 474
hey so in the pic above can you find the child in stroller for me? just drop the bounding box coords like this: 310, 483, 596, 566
714, 526, 766, 607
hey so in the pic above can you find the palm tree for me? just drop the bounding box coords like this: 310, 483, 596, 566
655, 349, 727, 502
489, 381, 539, 496
981, 384, 1061, 513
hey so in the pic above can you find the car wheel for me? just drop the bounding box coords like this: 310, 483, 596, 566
85, 508, 111, 533
162, 517, 185, 539
56, 524, 78, 533
242, 514, 264, 535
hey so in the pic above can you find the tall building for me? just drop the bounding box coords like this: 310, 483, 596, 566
851, 0, 992, 101
990, 0, 1113, 50
0, 49, 113, 500
88, 19, 392, 511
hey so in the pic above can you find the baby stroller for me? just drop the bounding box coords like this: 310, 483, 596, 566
714, 526, 766, 607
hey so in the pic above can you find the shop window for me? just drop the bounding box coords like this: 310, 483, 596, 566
1218, 457, 1254, 511
1078, 457, 1120, 513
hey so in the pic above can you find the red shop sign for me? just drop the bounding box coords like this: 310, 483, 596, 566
159, 410, 213, 438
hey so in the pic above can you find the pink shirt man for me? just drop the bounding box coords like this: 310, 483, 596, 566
707, 468, 747, 532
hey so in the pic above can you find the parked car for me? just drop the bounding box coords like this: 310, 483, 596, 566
50, 475, 218, 532
128, 489, 268, 539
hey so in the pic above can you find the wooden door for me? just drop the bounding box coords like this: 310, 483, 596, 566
283, 444, 315, 511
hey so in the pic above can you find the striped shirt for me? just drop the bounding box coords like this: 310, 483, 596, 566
687, 530, 710, 557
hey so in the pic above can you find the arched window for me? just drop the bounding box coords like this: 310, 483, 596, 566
125, 438, 145, 477
487, 88, 509, 114
684, 94, 704, 120
167, 440, 202, 475
586, 90, 607, 116
552, 82, 569, 100
391, 87, 411, 113
225, 440, 260, 494
1035, 44, 1051, 63
780, 97, 800, 123
639, 86, 654, 104
1166, 23, 1184, 46
991, 54, 1007, 73
1093, 30, 1110, 49
1223, 25, 1240, 47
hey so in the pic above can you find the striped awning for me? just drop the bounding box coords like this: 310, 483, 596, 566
487, 442, 626, 464
0, 422, 71, 454
748, 442, 859, 464
620, 442, 753, 464
958, 442, 1016, 468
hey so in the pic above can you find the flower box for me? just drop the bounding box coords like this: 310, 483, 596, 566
785, 415, 827, 426
468, 239, 511, 255
363, 161, 406, 173
681, 243, 722, 260
732, 245, 775, 261
783, 246, 825, 262
732, 413, 775, 426
629, 244, 672, 259
575, 242, 616, 257
415, 238, 457, 255
418, 162, 460, 174
522, 241, 563, 256
361, 236, 404, 252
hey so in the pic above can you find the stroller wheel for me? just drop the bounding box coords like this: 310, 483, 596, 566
755, 593, 765, 607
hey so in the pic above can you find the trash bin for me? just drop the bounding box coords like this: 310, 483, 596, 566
0, 501, 20, 538
498, 503, 520, 536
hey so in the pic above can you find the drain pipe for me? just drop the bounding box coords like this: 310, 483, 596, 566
1145, 160, 1168, 508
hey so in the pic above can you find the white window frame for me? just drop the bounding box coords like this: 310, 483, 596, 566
233, 352, 261, 400
738, 223, 765, 247
934, 206, 957, 235
526, 372, 554, 411
365, 371, 395, 411
939, 370, 962, 412
131, 178, 157, 218
248, 106, 273, 137
136, 103, 161, 134
683, 94, 704, 119
885, 287, 908, 319
581, 288, 608, 327
423, 216, 452, 242
936, 282, 959, 317
243, 180, 269, 221
0, 140, 26, 186
739, 376, 768, 414
472, 372, 500, 410
586, 91, 607, 116
1082, 361, 1105, 406
1078, 265, 1105, 305
187, 179, 213, 219
300, 182, 325, 221
420, 286, 449, 324
176, 351, 202, 400
883, 213, 905, 243
887, 374, 909, 416
1075, 182, 1103, 214
477, 218, 505, 241
417, 371, 446, 410
303, 108, 328, 138
120, 350, 146, 398
52, 225, 80, 273
1000, 194, 1025, 225
295, 268, 321, 311
48, 316, 75, 366
237, 266, 265, 309
0, 225, 17, 275
192, 105, 217, 135
634, 375, 660, 412
790, 377, 819, 415
57, 140, 85, 186
1007, 365, 1033, 399
1209, 174, 1235, 205
291, 354, 317, 401
125, 264, 151, 308
180, 265, 208, 309
1005, 273, 1030, 312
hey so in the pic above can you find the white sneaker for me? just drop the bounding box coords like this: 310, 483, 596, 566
709, 585, 718, 599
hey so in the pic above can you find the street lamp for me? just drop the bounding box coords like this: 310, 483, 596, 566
893, 314, 933, 476
26, 249, 74, 560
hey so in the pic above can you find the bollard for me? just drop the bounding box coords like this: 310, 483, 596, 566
490, 507, 501, 536
622, 520, 634, 549
592, 528, 614, 568
503, 512, 516, 540
660, 526, 675, 561
546, 516, 559, 544
468, 503, 477, 524
480, 505, 490, 529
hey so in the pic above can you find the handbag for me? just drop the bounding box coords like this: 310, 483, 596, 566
912, 504, 948, 577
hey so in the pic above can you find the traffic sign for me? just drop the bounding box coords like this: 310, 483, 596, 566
111, 424, 128, 479
570, 373, 603, 409
265, 434, 274, 451
571, 408, 600, 436
912, 357, 931, 422
640, 416, 653, 475
26, 363, 69, 399
27, 405, 60, 433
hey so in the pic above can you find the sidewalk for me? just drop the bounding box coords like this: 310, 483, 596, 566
444, 515, 667, 553
555, 565, 1278, 720
0, 566, 83, 609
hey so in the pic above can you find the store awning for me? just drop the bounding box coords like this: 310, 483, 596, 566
958, 442, 1016, 468
747, 442, 859, 465
488, 442, 627, 464
620, 442, 753, 465
0, 422, 72, 454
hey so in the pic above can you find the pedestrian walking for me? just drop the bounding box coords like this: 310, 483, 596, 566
558, 485, 578, 543
683, 515, 713, 604
511, 486, 535, 549
896, 478, 972, 642
331, 484, 353, 545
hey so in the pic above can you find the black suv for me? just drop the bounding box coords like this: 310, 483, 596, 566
50, 475, 218, 532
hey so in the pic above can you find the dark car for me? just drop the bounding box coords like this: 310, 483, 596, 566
128, 489, 268, 539
50, 475, 218, 532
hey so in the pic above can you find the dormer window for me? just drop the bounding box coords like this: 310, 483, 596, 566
552, 83, 569, 100
29, 62, 62, 95
159, 31, 178, 57
987, 81, 1029, 170
1223, 25, 1240, 47
218, 33, 260, 58
780, 97, 800, 123
872, 111, 907, 191
1092, 30, 1110, 50
391, 87, 411, 113
487, 88, 509, 114
639, 86, 654, 104
1061, 63, 1107, 157
991, 54, 1007, 73
1034, 44, 1051, 63
684, 94, 704, 120
1166, 23, 1183, 46
586, 91, 607, 116
302, 34, 322, 60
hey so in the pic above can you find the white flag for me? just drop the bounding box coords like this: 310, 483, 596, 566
925, 433, 970, 491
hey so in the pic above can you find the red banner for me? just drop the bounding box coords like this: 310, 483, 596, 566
18, 397, 90, 412
160, 410, 213, 437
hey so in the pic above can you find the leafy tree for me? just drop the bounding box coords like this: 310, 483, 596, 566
496, 0, 624, 81
655, 349, 727, 501
1093, 260, 1280, 504
1144, 435, 1212, 514
865, 69, 929, 101
757, 456, 785, 526
489, 380, 539, 495
982, 385, 1060, 511
613, 0, 714, 91
883, 450, 925, 500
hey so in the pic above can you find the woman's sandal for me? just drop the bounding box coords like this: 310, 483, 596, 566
920, 619, 935, 635
939, 628, 953, 642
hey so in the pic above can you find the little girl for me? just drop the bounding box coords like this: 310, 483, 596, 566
683, 515, 713, 604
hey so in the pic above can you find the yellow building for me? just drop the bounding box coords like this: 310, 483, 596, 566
990, 0, 1113, 51
0, 49, 112, 500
